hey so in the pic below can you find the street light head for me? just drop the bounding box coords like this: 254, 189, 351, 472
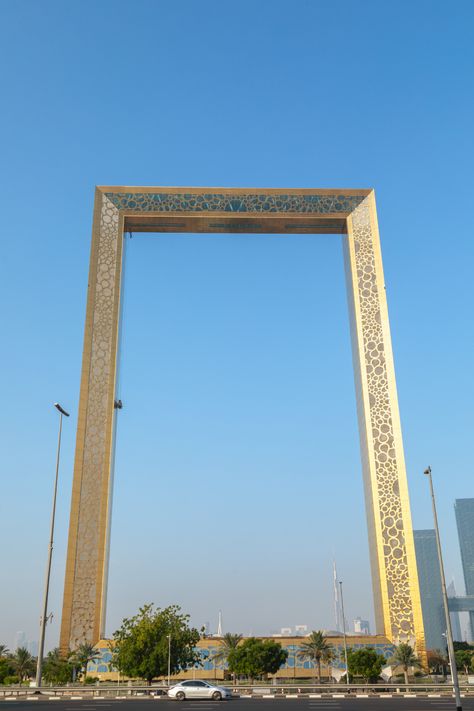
54, 403, 70, 417
423, 466, 431, 476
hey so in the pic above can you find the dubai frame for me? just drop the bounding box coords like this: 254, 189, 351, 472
60, 186, 425, 656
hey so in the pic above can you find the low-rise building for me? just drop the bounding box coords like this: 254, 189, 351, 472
87, 634, 395, 682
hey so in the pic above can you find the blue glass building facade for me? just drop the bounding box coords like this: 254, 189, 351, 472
414, 529, 445, 651
455, 498, 474, 639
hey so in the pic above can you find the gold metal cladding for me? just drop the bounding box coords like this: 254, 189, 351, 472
60, 187, 425, 659
343, 194, 425, 658
60, 193, 123, 652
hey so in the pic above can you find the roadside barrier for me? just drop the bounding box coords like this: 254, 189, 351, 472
1, 683, 474, 701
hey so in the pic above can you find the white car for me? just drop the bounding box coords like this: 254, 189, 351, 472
168, 680, 232, 701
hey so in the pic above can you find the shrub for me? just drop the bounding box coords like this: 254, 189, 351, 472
3, 675, 20, 685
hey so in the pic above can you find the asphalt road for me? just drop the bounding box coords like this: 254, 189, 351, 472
2, 698, 473, 711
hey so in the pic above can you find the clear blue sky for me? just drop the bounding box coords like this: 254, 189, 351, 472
1, 0, 473, 650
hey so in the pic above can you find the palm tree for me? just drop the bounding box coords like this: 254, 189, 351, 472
12, 647, 35, 684
297, 631, 333, 683
388, 643, 422, 685
69, 644, 99, 684
212, 633, 242, 683
0, 645, 9, 658
43, 648, 74, 685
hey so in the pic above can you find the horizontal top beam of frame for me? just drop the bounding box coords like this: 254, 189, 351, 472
98, 186, 372, 235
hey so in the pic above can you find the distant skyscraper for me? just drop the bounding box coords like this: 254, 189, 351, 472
455, 499, 474, 640
414, 530, 446, 651
14, 631, 26, 651
354, 617, 370, 634
217, 610, 223, 637
447, 580, 463, 642
27, 640, 38, 657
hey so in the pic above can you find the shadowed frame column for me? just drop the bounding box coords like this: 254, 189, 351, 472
60, 190, 123, 652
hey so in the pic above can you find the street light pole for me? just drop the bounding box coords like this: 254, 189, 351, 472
167, 634, 171, 688
339, 581, 350, 687
424, 466, 462, 711
35, 403, 69, 689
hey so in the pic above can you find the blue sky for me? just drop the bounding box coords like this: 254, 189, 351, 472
1, 0, 473, 650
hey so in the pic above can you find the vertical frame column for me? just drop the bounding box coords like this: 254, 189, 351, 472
344, 192, 425, 653
60, 190, 123, 652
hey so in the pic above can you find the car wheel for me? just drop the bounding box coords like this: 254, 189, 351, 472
212, 692, 222, 701
176, 691, 185, 701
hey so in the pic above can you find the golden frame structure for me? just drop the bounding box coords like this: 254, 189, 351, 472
60, 186, 425, 655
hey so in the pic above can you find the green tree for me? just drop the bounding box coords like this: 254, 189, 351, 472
455, 650, 473, 676
227, 638, 288, 682
69, 644, 99, 684
0, 659, 15, 685
42, 648, 74, 685
347, 648, 385, 683
212, 633, 242, 682
453, 641, 474, 652
0, 645, 13, 685
112, 603, 201, 684
12, 647, 35, 684
388, 643, 422, 685
297, 631, 332, 683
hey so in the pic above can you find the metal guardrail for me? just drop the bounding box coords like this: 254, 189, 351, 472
1, 683, 474, 699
